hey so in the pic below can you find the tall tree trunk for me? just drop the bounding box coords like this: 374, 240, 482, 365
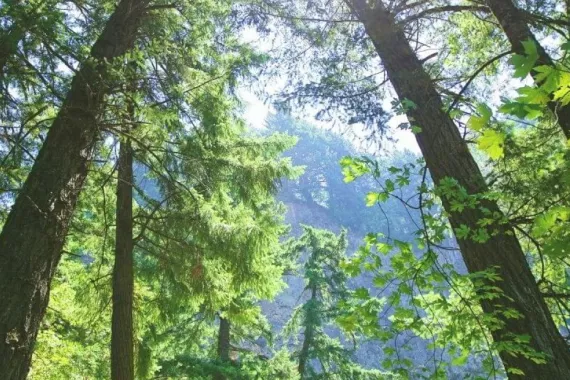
484, 0, 570, 139
111, 135, 134, 379
0, 1, 149, 378
298, 286, 316, 379
215, 315, 231, 380
348, 1, 570, 378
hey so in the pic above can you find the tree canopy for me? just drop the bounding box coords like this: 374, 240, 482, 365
1, 0, 570, 379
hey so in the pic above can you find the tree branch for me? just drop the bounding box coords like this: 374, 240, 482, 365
401, 5, 489, 25
446, 50, 513, 115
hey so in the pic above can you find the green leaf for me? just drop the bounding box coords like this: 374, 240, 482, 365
376, 242, 392, 255
516, 86, 550, 105
499, 101, 543, 119
553, 72, 570, 105
534, 65, 560, 94
401, 98, 417, 111
373, 275, 387, 287
366, 192, 379, 206
510, 39, 538, 78
385, 179, 395, 192
455, 224, 470, 240
507, 368, 525, 376
451, 349, 469, 366
393, 307, 414, 320
477, 129, 505, 160
366, 191, 388, 206
467, 103, 492, 131
354, 287, 370, 299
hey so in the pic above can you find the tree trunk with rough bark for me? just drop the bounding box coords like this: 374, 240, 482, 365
111, 136, 134, 380
485, 0, 570, 139
0, 1, 149, 378
348, 1, 570, 378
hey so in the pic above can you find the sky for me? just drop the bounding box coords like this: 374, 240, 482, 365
237, 2, 566, 159
239, 86, 420, 156
237, 22, 422, 156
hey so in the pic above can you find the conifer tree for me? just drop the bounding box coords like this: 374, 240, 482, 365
111, 89, 136, 379
0, 1, 150, 376
215, 315, 231, 380
284, 226, 383, 379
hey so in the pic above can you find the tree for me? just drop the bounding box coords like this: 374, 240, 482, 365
346, 2, 570, 376
215, 315, 231, 380
0, 0, 24, 79
483, 0, 570, 139
259, 0, 570, 376
0, 0, 61, 79
284, 226, 383, 379
0, 1, 150, 377
111, 110, 135, 378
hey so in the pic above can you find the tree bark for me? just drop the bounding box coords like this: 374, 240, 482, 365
484, 0, 570, 139
111, 136, 134, 380
0, 1, 149, 378
348, 1, 570, 378
215, 315, 231, 380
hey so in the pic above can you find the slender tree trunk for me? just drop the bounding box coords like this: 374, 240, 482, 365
0, 1, 149, 378
298, 286, 316, 379
111, 135, 134, 379
215, 315, 231, 380
348, 1, 570, 378
484, 0, 570, 139
297, 325, 313, 379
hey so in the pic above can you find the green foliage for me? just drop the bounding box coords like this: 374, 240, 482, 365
335, 147, 563, 377
6, 0, 570, 379
283, 226, 386, 379
26, 0, 300, 377
510, 40, 539, 78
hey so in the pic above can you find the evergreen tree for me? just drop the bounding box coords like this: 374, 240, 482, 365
2, 0, 570, 378
0, 1, 150, 376
284, 226, 384, 379
111, 87, 136, 379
